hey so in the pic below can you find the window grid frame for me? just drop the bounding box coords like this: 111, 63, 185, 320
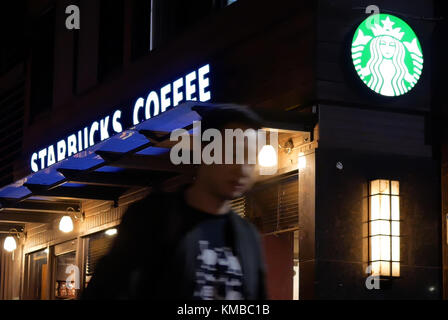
368, 179, 401, 279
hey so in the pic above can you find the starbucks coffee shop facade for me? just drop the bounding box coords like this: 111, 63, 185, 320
0, 0, 445, 300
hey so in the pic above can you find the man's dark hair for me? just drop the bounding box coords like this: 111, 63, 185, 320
192, 103, 264, 133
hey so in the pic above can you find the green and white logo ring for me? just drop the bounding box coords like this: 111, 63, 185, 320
352, 13, 423, 97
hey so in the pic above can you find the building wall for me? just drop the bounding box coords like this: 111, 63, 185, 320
2, 0, 316, 300
15, 0, 315, 179
310, 0, 442, 299
1, 0, 445, 300
23, 187, 150, 254
11, 187, 150, 299
314, 146, 441, 299
434, 0, 448, 301
316, 0, 434, 111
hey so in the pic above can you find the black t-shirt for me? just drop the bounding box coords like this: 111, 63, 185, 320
183, 202, 245, 300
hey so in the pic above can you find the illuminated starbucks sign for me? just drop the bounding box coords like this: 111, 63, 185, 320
351, 14, 423, 97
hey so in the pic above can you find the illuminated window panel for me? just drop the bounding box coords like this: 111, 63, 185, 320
368, 179, 400, 278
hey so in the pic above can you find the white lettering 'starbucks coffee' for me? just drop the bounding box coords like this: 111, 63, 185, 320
352, 14, 423, 97
30, 64, 211, 172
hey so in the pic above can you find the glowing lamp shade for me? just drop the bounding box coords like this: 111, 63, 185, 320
369, 179, 400, 277
105, 228, 117, 236
59, 215, 74, 233
258, 145, 277, 168
3, 236, 17, 252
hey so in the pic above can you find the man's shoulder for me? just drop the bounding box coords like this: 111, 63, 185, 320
229, 210, 261, 240
129, 189, 182, 210
121, 189, 183, 224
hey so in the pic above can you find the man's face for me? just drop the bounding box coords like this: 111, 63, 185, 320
196, 122, 258, 200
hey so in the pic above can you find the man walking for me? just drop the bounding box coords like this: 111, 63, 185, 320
82, 104, 267, 300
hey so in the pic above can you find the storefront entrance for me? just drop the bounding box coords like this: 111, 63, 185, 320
1, 102, 316, 299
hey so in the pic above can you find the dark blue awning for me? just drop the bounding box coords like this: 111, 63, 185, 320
0, 101, 318, 225
0, 101, 214, 210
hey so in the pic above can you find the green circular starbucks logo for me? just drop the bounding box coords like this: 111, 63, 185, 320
352, 14, 423, 96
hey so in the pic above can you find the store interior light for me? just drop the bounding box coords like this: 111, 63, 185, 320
258, 145, 277, 168
369, 179, 400, 278
105, 228, 117, 236
3, 235, 17, 252
59, 215, 74, 233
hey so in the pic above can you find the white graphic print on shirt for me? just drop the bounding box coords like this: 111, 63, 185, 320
193, 240, 244, 300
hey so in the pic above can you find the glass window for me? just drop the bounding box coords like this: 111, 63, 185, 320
84, 229, 117, 288
54, 251, 77, 300
24, 249, 48, 300
230, 172, 299, 234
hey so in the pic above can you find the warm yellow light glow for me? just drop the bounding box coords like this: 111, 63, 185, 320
369, 179, 400, 277
59, 215, 74, 233
391, 197, 400, 221
258, 145, 277, 167
105, 228, 117, 236
3, 236, 17, 252
298, 152, 306, 169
